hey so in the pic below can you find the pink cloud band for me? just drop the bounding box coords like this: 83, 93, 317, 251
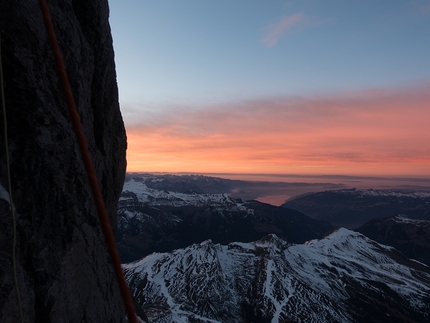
126, 84, 430, 176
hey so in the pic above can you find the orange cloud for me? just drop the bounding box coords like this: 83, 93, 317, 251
125, 85, 430, 176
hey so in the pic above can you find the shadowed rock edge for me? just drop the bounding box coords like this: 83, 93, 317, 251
0, 1, 127, 322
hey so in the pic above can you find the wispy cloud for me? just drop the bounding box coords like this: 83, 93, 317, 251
125, 84, 430, 176
260, 13, 319, 47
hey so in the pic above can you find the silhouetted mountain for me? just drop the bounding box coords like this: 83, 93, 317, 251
356, 215, 430, 266
282, 188, 430, 229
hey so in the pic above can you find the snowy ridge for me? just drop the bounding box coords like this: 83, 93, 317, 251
392, 214, 430, 225
124, 229, 430, 323
121, 179, 249, 211
297, 229, 424, 299
336, 188, 430, 199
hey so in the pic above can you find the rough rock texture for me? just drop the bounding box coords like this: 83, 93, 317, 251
0, 1, 127, 322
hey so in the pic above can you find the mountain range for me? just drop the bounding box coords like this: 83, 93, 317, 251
125, 173, 344, 202
118, 173, 430, 322
282, 188, 430, 229
124, 229, 430, 323
116, 177, 334, 262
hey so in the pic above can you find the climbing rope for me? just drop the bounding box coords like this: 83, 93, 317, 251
37, 1, 141, 322
0, 33, 24, 323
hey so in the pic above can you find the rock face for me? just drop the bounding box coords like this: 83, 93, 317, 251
0, 1, 127, 322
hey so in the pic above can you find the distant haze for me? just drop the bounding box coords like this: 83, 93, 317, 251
194, 173, 430, 187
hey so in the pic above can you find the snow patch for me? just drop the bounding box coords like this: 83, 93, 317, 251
122, 179, 251, 211
393, 214, 430, 226
337, 188, 430, 199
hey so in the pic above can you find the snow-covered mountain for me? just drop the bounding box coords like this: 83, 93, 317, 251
124, 228, 430, 323
116, 179, 334, 262
124, 172, 345, 202
121, 179, 250, 210
334, 188, 430, 199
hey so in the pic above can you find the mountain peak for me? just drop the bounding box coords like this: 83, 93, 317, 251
124, 230, 430, 323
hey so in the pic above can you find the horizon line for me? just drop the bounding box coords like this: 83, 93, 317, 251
125, 171, 430, 182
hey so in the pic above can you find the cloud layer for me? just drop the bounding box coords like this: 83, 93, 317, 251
125, 84, 430, 176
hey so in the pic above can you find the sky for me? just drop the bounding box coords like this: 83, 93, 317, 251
108, 0, 430, 177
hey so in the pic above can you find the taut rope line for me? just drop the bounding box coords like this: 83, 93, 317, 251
37, 1, 140, 322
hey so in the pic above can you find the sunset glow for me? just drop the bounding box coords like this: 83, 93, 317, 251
109, 1, 430, 177
125, 85, 430, 176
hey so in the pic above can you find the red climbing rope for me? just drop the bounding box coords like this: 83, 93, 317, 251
37, 1, 140, 322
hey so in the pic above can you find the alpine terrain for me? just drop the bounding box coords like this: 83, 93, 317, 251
282, 188, 430, 229
116, 175, 334, 262
124, 229, 430, 323
356, 215, 430, 266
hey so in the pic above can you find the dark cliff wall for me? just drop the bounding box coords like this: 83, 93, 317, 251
0, 1, 127, 322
